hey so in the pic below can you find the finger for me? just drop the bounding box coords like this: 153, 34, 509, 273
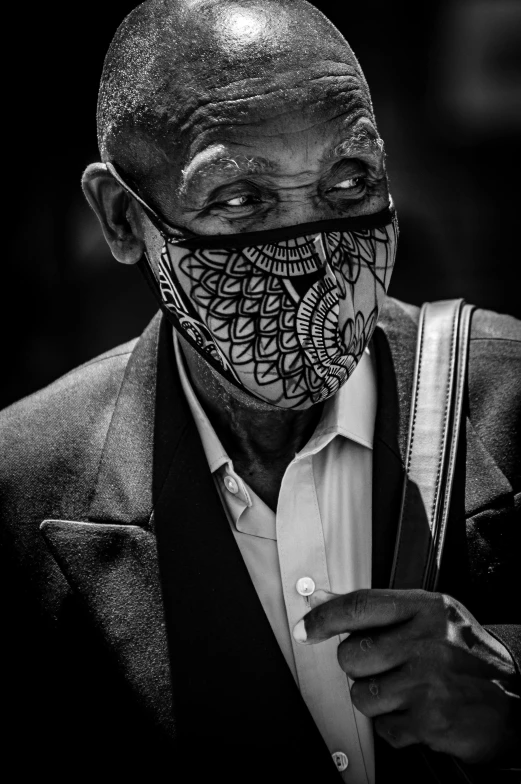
337, 625, 414, 678
374, 712, 418, 750
350, 668, 414, 718
293, 589, 428, 644
309, 589, 339, 609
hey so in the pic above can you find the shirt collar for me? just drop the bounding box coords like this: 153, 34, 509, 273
173, 330, 376, 474
299, 347, 377, 459
173, 332, 233, 475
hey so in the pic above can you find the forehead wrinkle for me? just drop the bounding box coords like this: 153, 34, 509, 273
174, 64, 365, 127
177, 73, 371, 152
181, 101, 373, 177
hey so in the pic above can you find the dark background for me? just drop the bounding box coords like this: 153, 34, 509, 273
4, 0, 520, 409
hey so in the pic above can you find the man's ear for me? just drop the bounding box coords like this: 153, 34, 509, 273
81, 163, 145, 265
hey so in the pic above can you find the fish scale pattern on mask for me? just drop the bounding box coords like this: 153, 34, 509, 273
156, 215, 398, 409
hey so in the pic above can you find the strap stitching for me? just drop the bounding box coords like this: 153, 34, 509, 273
392, 308, 427, 583
405, 313, 425, 479
432, 306, 473, 588
421, 304, 459, 588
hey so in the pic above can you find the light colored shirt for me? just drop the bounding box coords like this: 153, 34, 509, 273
173, 332, 377, 784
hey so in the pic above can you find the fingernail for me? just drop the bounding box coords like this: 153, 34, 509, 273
293, 619, 308, 643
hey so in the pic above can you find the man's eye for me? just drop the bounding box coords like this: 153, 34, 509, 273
222, 194, 255, 207
205, 191, 264, 217
331, 176, 364, 191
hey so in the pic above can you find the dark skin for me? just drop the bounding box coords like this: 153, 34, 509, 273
82, 0, 519, 764
294, 589, 521, 764
177, 333, 324, 509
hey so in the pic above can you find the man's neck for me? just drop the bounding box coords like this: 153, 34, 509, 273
179, 336, 323, 509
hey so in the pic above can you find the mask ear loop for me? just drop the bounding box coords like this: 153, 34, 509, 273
104, 161, 184, 297
105, 161, 194, 243
105, 162, 249, 390
104, 162, 170, 291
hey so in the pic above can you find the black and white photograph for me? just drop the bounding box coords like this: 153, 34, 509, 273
1, 1, 520, 781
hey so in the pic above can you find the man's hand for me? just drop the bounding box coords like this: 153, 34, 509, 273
293, 589, 520, 764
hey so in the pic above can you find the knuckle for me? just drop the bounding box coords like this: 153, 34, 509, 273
359, 634, 375, 653
338, 633, 376, 677
349, 589, 370, 623
441, 593, 467, 625
439, 592, 465, 624
416, 592, 453, 636
439, 593, 455, 619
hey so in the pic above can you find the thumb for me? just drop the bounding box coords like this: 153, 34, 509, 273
309, 588, 339, 609
293, 589, 341, 644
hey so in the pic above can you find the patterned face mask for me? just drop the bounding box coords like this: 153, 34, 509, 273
107, 163, 398, 410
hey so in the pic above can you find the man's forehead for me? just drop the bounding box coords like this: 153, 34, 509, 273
99, 0, 375, 190
173, 64, 374, 162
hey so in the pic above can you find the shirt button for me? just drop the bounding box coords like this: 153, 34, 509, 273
332, 751, 349, 772
224, 475, 239, 495
296, 576, 315, 596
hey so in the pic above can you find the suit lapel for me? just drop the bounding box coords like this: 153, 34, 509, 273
40, 518, 174, 736
39, 315, 178, 737
87, 312, 183, 526
41, 313, 338, 779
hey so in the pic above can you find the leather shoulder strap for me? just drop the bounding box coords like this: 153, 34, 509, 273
390, 299, 475, 591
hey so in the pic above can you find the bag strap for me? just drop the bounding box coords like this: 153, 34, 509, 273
390, 299, 475, 592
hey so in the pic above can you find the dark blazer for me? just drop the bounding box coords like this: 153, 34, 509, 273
1, 298, 519, 783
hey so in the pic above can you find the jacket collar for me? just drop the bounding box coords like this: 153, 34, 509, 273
86, 312, 184, 526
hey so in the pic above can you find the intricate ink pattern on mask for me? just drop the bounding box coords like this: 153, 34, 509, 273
156, 216, 398, 409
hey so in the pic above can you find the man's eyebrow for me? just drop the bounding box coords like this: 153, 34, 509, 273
180, 155, 278, 194
324, 128, 385, 161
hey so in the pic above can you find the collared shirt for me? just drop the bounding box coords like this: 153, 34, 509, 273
173, 332, 377, 784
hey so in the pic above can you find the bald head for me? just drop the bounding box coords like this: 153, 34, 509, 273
86, 0, 388, 250
98, 0, 372, 185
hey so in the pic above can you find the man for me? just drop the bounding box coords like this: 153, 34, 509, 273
0, 1, 519, 782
